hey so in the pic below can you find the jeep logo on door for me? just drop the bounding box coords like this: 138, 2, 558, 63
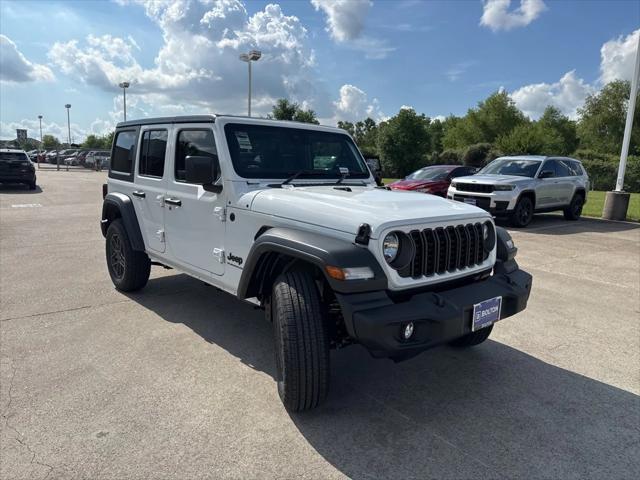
227, 253, 243, 265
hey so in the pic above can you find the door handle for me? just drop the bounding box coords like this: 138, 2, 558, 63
132, 190, 146, 198
165, 197, 182, 207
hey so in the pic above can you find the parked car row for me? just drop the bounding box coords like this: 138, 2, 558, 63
388, 155, 590, 227
30, 148, 111, 169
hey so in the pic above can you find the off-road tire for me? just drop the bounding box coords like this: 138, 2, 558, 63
563, 193, 584, 221
510, 196, 534, 228
449, 324, 494, 347
272, 269, 330, 412
105, 219, 150, 292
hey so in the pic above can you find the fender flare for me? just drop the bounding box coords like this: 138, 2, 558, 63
101, 192, 145, 251
237, 227, 388, 298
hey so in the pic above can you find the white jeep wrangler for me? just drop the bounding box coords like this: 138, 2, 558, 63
101, 115, 532, 411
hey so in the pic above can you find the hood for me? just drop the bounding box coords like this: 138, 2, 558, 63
455, 174, 531, 185
250, 185, 489, 238
389, 179, 442, 190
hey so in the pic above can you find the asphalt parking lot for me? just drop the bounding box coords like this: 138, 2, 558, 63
1, 170, 639, 480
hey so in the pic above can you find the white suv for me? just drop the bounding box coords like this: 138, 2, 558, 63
101, 115, 532, 411
447, 155, 590, 227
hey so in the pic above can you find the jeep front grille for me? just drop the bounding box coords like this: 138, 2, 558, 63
455, 183, 494, 193
398, 223, 489, 278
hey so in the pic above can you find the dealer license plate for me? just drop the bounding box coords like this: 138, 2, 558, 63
472, 296, 502, 331
463, 197, 477, 206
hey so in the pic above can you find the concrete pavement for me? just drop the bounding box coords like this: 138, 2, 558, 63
1, 170, 639, 479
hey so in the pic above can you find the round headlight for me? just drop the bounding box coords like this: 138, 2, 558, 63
483, 221, 496, 251
383, 233, 399, 263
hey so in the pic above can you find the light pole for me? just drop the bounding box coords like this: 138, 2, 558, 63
62, 104, 71, 171
239, 50, 261, 117
37, 115, 43, 169
603, 32, 640, 221
119, 82, 130, 121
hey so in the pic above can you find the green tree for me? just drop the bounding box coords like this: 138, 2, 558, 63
42, 134, 60, 149
337, 120, 355, 136
270, 99, 319, 124
495, 122, 564, 155
427, 118, 445, 154
443, 91, 526, 149
377, 107, 431, 177
83, 134, 103, 148
538, 106, 578, 154
101, 131, 115, 149
271, 99, 298, 121
577, 80, 640, 155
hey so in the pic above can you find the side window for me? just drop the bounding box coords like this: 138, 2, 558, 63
567, 161, 583, 176
555, 160, 571, 177
540, 160, 558, 177
139, 130, 167, 178
111, 130, 136, 174
175, 129, 219, 183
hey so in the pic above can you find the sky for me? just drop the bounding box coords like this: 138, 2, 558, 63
0, 0, 639, 142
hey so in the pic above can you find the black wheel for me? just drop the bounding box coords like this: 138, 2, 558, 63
510, 196, 534, 228
105, 219, 150, 292
28, 182, 36, 190
449, 324, 493, 347
563, 193, 584, 220
272, 269, 330, 412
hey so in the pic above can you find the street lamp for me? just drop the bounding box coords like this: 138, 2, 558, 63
65, 104, 71, 147
37, 115, 43, 168
239, 50, 261, 117
119, 81, 130, 121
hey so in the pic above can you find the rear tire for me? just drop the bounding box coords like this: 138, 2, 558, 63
563, 193, 584, 220
272, 269, 330, 412
510, 196, 534, 228
28, 182, 36, 190
449, 324, 493, 347
105, 219, 150, 292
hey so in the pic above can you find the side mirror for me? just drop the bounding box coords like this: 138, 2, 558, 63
538, 170, 554, 179
185, 155, 220, 191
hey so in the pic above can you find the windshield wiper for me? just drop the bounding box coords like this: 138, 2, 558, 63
281, 169, 329, 185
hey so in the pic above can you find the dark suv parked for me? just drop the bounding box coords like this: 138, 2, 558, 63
0, 149, 36, 190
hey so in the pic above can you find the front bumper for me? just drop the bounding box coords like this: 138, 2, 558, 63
447, 188, 518, 216
335, 260, 532, 358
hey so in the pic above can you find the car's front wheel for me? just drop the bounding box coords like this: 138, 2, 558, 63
105, 219, 150, 292
563, 193, 584, 220
272, 269, 330, 412
510, 196, 534, 228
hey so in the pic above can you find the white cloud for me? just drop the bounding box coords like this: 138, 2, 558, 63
446, 61, 476, 82
600, 29, 640, 84
480, 0, 547, 32
332, 84, 384, 123
0, 118, 88, 143
510, 28, 638, 120
48, 1, 328, 118
311, 0, 372, 42
511, 70, 595, 119
0, 34, 54, 83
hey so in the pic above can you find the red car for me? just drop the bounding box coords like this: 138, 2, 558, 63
388, 165, 477, 196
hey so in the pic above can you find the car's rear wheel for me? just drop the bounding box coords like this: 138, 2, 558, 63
510, 196, 534, 228
105, 219, 150, 292
449, 324, 493, 347
272, 269, 330, 412
563, 193, 584, 220
28, 181, 36, 190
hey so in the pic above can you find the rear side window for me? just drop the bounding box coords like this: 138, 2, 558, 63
567, 161, 584, 176
175, 129, 218, 183
0, 152, 29, 162
139, 130, 167, 178
111, 130, 137, 174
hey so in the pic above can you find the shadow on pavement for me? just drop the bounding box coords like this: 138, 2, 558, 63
131, 273, 639, 479
496, 213, 639, 235
0, 184, 43, 194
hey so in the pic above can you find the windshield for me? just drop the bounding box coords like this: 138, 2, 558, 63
0, 152, 29, 162
479, 158, 541, 178
224, 123, 370, 180
406, 166, 452, 181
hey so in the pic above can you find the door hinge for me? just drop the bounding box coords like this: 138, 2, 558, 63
213, 248, 225, 263
156, 229, 165, 243
214, 206, 226, 222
